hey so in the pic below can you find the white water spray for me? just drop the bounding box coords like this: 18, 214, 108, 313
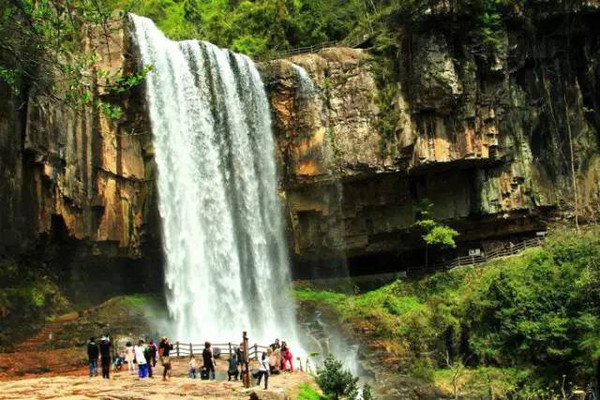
291, 63, 315, 98
130, 14, 299, 346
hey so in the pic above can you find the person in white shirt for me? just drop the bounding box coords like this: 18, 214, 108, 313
256, 352, 269, 389
188, 355, 197, 378
124, 342, 135, 374
134, 340, 148, 379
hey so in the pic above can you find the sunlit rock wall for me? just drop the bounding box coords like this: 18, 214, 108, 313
261, 6, 600, 267
0, 20, 159, 260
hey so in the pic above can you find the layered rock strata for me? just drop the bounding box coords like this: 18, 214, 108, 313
2, 7, 600, 279
0, 21, 162, 301
261, 7, 600, 271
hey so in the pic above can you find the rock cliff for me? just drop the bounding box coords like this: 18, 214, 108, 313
261, 5, 600, 274
0, 21, 161, 302
2, 6, 600, 281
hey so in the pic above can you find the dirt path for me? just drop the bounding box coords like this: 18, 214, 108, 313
0, 347, 87, 379
0, 369, 315, 399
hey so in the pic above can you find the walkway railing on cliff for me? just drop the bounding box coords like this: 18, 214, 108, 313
421, 236, 546, 275
257, 33, 370, 61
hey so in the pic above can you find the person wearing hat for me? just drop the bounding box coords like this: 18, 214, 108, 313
99, 336, 111, 379
87, 337, 99, 377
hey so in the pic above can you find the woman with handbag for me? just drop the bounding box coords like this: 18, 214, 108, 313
158, 336, 174, 381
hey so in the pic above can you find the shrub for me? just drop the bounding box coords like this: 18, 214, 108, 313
316, 355, 359, 400
410, 358, 435, 382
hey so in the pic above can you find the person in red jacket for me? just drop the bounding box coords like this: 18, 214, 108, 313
280, 341, 294, 372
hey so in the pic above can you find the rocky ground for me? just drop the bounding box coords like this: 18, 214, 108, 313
0, 336, 315, 399
0, 369, 315, 399
0, 296, 318, 399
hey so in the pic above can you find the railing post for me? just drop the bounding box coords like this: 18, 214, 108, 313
229, 342, 232, 359
254, 343, 258, 360
242, 332, 250, 388
176, 341, 180, 357
189, 342, 193, 356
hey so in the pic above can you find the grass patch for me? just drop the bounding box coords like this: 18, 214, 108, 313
295, 383, 326, 400
433, 366, 530, 398
120, 293, 162, 309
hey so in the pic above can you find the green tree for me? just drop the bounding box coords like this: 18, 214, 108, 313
316, 355, 359, 400
465, 229, 600, 381
0, 0, 149, 118
414, 199, 459, 267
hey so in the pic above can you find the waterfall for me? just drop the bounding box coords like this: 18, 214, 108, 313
291, 63, 315, 99
130, 14, 298, 346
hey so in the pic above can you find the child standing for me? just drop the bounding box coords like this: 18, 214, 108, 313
188, 355, 197, 378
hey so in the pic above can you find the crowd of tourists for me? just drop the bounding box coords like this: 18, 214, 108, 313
86, 335, 296, 390
86, 335, 175, 380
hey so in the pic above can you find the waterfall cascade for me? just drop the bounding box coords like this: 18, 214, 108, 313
130, 14, 298, 345
291, 63, 315, 99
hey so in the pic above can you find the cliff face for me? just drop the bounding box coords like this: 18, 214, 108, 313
261, 7, 600, 271
2, 8, 600, 280
0, 21, 161, 303
1, 22, 158, 257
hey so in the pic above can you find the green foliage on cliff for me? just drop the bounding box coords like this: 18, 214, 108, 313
0, 0, 151, 119
296, 227, 600, 395
415, 199, 459, 249
0, 259, 69, 350
110, 0, 535, 59
108, 0, 371, 58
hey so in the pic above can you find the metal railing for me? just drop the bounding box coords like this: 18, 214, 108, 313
259, 33, 370, 61
428, 237, 545, 272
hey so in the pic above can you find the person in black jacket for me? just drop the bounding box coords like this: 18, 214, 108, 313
158, 336, 174, 381
144, 343, 156, 378
99, 336, 111, 379
202, 342, 215, 381
87, 337, 99, 377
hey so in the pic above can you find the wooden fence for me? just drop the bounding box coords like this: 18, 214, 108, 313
168, 341, 270, 361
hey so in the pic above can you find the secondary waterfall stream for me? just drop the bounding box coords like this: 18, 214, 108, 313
130, 14, 299, 345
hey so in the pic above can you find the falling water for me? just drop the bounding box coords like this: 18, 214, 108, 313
291, 63, 315, 99
287, 62, 360, 374
130, 14, 299, 345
